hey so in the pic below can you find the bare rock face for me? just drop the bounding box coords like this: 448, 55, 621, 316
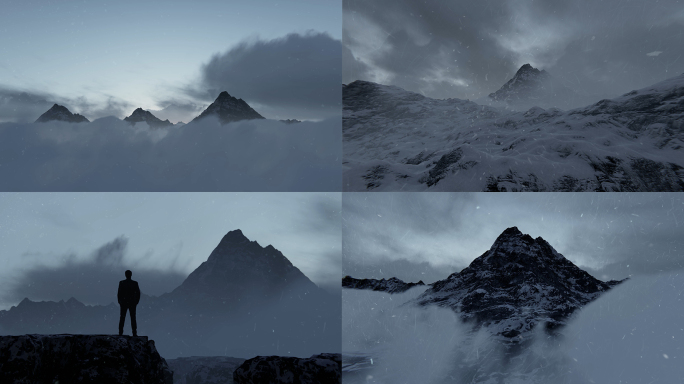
233, 353, 341, 384
0, 334, 172, 384
35, 104, 89, 123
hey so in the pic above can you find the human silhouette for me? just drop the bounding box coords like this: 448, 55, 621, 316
118, 270, 141, 336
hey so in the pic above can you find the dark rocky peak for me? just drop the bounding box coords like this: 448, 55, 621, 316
191, 91, 265, 124
124, 107, 173, 128
35, 104, 89, 123
514, 63, 549, 79
416, 227, 625, 338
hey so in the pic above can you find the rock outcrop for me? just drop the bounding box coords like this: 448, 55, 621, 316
233, 353, 341, 384
0, 334, 172, 384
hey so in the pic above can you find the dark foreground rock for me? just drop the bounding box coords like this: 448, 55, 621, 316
0, 334, 172, 384
233, 353, 341, 384
167, 356, 246, 384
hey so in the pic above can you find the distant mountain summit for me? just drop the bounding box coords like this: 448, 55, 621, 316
488, 64, 577, 108
342, 276, 426, 294
415, 227, 624, 338
166, 229, 319, 312
124, 108, 173, 128
191, 91, 265, 124
35, 104, 89, 123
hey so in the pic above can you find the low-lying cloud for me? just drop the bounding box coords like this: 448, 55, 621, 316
188, 32, 342, 120
0, 116, 341, 191
2, 237, 187, 307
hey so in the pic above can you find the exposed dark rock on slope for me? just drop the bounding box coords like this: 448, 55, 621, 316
124, 108, 173, 128
0, 334, 172, 384
342, 275, 425, 294
192, 92, 264, 124
488, 64, 578, 108
233, 353, 341, 384
415, 227, 625, 338
35, 104, 89, 123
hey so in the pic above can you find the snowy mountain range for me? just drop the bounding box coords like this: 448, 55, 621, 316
0, 230, 340, 359
343, 72, 684, 191
414, 227, 624, 338
342, 276, 426, 294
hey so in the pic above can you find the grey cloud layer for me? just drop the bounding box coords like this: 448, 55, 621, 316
0, 117, 341, 191
2, 237, 186, 306
343, 0, 684, 101
189, 32, 342, 119
343, 193, 684, 283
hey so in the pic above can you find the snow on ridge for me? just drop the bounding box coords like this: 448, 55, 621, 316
343, 73, 684, 192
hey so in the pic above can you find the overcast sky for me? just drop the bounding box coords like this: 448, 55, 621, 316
0, 193, 341, 310
0, 0, 341, 122
343, 0, 684, 101
343, 193, 684, 284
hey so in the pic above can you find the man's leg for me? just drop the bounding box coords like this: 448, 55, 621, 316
119, 305, 128, 336
130, 305, 137, 336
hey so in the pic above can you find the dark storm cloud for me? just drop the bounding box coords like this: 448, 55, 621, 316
0, 86, 134, 122
2, 237, 186, 306
343, 193, 684, 284
343, 0, 684, 101
189, 32, 342, 119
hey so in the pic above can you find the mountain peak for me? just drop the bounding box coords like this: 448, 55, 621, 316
124, 108, 172, 128
35, 104, 89, 123
416, 227, 624, 338
217, 229, 249, 245
191, 91, 265, 125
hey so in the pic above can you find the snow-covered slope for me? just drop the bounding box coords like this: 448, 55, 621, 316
414, 227, 624, 338
124, 108, 173, 128
35, 104, 89, 123
342, 275, 426, 294
343, 73, 684, 191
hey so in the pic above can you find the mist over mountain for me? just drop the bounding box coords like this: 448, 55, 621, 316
124, 108, 173, 128
483, 64, 582, 110
343, 72, 684, 191
0, 230, 341, 359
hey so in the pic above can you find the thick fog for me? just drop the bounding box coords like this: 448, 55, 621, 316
343, 272, 684, 383
0, 116, 341, 191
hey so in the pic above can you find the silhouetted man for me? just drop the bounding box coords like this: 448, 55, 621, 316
118, 270, 141, 336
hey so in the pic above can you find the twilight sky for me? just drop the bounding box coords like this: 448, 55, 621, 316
343, 0, 684, 102
0, 0, 341, 122
343, 193, 684, 284
0, 192, 341, 310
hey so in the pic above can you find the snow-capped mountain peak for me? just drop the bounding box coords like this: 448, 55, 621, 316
123, 108, 173, 128
191, 91, 265, 124
415, 227, 624, 338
